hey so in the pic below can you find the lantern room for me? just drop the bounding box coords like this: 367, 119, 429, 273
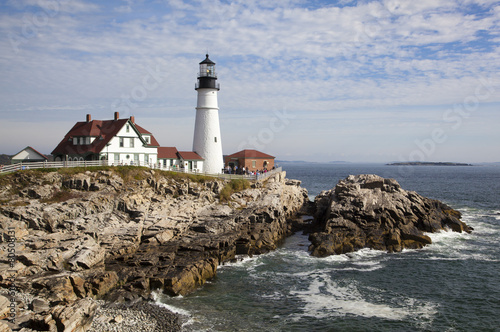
196, 54, 219, 90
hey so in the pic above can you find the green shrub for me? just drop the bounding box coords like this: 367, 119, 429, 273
219, 179, 251, 202
40, 188, 82, 204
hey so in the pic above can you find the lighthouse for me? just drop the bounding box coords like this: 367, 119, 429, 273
193, 54, 224, 174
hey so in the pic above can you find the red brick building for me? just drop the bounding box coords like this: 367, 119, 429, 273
224, 149, 275, 172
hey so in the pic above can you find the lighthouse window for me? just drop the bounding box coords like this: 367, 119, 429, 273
214, 137, 217, 143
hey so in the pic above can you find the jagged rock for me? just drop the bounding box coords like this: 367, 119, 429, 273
31, 298, 50, 313
83, 271, 119, 298
67, 241, 106, 271
164, 257, 218, 296
0, 294, 10, 320
63, 174, 92, 191
51, 298, 97, 332
0, 168, 309, 328
0, 321, 12, 332
31, 274, 81, 303
21, 185, 55, 199
309, 174, 473, 257
27, 313, 58, 332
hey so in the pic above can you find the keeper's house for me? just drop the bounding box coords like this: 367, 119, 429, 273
224, 149, 275, 171
51, 112, 159, 165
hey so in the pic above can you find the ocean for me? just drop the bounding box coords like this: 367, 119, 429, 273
157, 163, 500, 331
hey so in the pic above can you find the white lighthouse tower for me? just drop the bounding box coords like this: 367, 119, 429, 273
193, 54, 224, 174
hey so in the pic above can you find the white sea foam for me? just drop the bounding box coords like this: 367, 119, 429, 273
153, 292, 201, 329
340, 264, 384, 272
422, 221, 500, 261
289, 273, 437, 323
217, 254, 261, 269
152, 292, 191, 316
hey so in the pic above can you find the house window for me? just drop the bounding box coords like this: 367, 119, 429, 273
194, 161, 197, 169
130, 138, 134, 148
144, 154, 149, 164
134, 154, 139, 164
126, 124, 130, 133
119, 137, 124, 147
80, 137, 84, 145
252, 160, 256, 168
114, 154, 120, 163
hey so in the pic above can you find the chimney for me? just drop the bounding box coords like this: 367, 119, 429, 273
114, 112, 119, 121
130, 116, 135, 124
86, 114, 91, 122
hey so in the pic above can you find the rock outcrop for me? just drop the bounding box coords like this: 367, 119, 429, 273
309, 174, 472, 257
0, 167, 308, 331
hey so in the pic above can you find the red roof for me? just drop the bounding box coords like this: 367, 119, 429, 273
51, 118, 158, 155
158, 147, 178, 159
134, 124, 152, 135
134, 124, 160, 147
225, 149, 275, 159
177, 151, 204, 160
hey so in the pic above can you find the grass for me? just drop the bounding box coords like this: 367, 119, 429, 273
40, 188, 83, 204
155, 170, 213, 183
219, 179, 251, 202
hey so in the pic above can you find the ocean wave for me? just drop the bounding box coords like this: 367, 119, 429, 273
421, 227, 500, 262
152, 292, 190, 316
289, 273, 437, 324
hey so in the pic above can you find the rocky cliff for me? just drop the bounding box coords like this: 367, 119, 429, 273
0, 167, 308, 331
309, 174, 473, 257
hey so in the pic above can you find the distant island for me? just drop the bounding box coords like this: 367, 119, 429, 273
387, 162, 473, 166
276, 160, 351, 164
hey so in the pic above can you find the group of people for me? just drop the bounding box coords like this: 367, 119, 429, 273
224, 165, 274, 176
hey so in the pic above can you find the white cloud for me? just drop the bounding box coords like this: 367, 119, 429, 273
0, 0, 498, 162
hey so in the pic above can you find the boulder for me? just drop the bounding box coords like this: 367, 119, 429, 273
67, 244, 106, 271
51, 298, 97, 332
309, 174, 472, 257
31, 298, 50, 314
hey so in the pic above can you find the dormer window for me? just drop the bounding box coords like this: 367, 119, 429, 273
144, 136, 150, 143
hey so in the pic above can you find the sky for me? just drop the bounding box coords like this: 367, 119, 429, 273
0, 0, 499, 163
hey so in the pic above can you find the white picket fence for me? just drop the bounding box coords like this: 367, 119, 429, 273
0, 160, 282, 182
